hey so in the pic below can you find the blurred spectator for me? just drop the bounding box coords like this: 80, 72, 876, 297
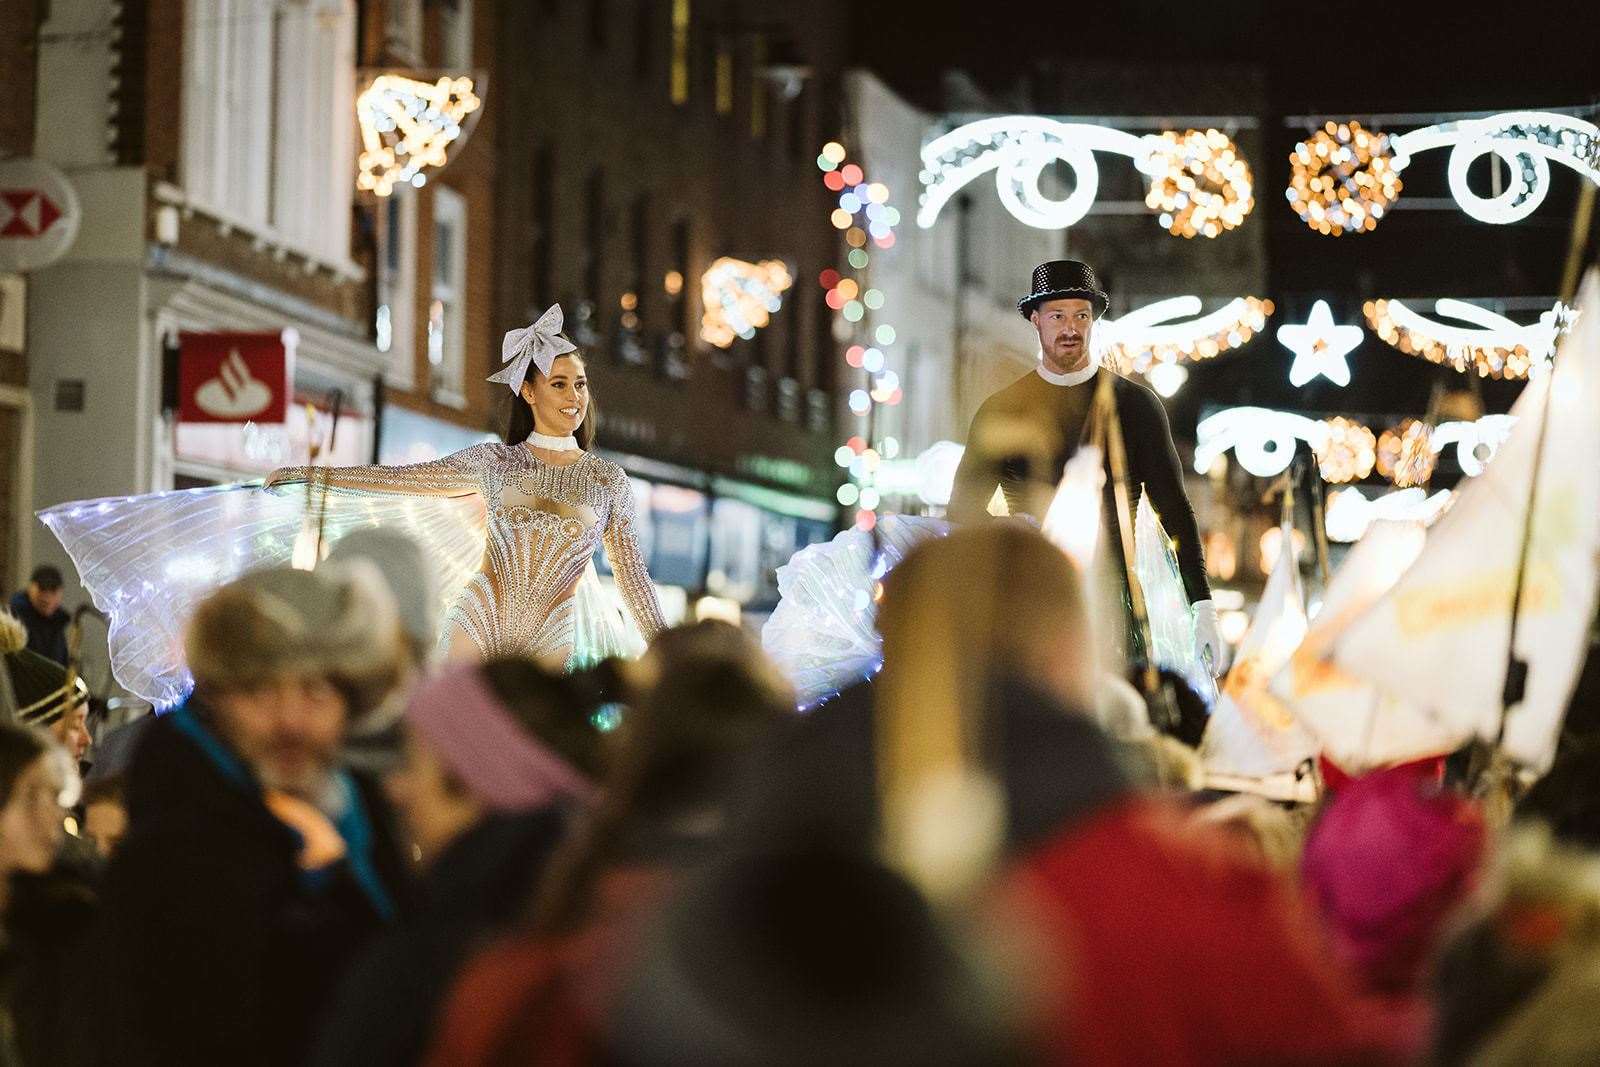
2, 611, 88, 733
424, 621, 793, 1065
8, 566, 69, 667
1191, 792, 1309, 873
94, 564, 411, 1067
50, 698, 92, 770
1, 723, 94, 1066
309, 657, 605, 1067
1433, 825, 1600, 1064
605, 844, 1020, 1064
324, 529, 438, 776
79, 776, 128, 860
1517, 732, 1600, 850
1301, 764, 1486, 997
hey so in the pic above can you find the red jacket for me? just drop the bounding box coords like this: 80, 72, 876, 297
1002, 797, 1422, 1067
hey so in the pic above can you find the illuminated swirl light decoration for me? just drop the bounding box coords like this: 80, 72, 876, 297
1325, 486, 1454, 543
356, 74, 482, 196
916, 116, 1254, 236
1288, 111, 1600, 235
1094, 295, 1275, 398
1364, 298, 1576, 379
699, 258, 793, 348
1194, 407, 1517, 485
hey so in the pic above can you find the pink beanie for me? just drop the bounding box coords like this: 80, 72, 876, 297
405, 664, 597, 812
1301, 764, 1486, 993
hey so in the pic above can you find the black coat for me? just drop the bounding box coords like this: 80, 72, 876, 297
6, 592, 69, 667
92, 705, 407, 1067
947, 369, 1211, 606
733, 678, 1130, 858
307, 809, 568, 1067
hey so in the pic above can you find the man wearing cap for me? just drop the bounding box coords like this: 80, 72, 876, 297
947, 260, 1222, 674
95, 564, 411, 1067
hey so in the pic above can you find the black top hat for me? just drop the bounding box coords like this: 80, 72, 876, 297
1018, 260, 1109, 319
3, 614, 86, 726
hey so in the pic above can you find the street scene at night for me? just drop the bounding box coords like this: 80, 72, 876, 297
3, 0, 1600, 1062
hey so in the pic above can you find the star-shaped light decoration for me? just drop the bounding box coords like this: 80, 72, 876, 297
1277, 300, 1362, 387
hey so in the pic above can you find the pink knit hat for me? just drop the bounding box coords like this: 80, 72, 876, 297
404, 664, 597, 812
1301, 764, 1486, 993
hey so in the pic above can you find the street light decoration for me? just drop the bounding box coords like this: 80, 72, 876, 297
1314, 417, 1377, 484
1096, 296, 1275, 386
1288, 111, 1600, 235
1144, 129, 1256, 238
1286, 121, 1403, 236
699, 258, 793, 348
356, 74, 482, 197
1364, 297, 1575, 379
1375, 419, 1437, 488
916, 116, 1254, 236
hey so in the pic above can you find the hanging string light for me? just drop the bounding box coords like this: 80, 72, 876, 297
1376, 419, 1437, 488
817, 142, 904, 530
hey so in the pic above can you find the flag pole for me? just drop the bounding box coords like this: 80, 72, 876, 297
1495, 185, 1594, 750
1096, 371, 1176, 733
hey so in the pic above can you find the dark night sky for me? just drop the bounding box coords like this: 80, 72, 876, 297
853, 0, 1600, 425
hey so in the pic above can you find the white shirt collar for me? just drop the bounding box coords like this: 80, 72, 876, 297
1035, 353, 1098, 387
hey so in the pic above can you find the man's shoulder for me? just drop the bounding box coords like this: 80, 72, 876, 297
7, 589, 31, 615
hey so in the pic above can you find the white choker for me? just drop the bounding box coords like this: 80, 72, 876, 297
526, 430, 580, 452
1036, 355, 1098, 387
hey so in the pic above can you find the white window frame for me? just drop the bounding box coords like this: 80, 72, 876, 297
428, 186, 468, 407
180, 0, 356, 271
441, 0, 474, 69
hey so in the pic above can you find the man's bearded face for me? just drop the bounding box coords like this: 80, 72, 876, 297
1031, 298, 1096, 375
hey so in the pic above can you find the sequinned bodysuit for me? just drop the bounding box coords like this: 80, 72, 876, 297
275, 443, 666, 665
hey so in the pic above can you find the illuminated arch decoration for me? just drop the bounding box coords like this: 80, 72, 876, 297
1287, 111, 1600, 236
699, 258, 793, 348
1363, 297, 1576, 379
1194, 407, 1517, 485
357, 73, 482, 197
917, 117, 1254, 237
1094, 295, 1275, 397
816, 142, 906, 532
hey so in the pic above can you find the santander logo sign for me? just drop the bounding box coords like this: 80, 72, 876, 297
178, 331, 293, 425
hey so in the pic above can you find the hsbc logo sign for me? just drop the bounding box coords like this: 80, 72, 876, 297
0, 159, 81, 272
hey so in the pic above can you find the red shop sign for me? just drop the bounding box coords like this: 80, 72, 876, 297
177, 330, 295, 424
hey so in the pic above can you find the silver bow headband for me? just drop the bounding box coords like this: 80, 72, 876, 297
488, 303, 579, 396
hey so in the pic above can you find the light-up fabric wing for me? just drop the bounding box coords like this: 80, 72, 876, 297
39, 482, 487, 707
1133, 494, 1220, 708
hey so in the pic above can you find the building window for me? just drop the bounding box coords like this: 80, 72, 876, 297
749, 35, 768, 138
441, 0, 473, 69
375, 191, 419, 388
589, 0, 607, 49
812, 286, 835, 394
429, 186, 468, 405
714, 35, 733, 115
583, 169, 606, 317
531, 143, 555, 310
628, 193, 649, 325
669, 0, 690, 105
181, 0, 355, 266
669, 218, 690, 340
634, 0, 652, 80
785, 82, 809, 162
383, 0, 423, 62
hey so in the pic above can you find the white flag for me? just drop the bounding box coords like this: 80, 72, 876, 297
1272, 518, 1458, 772
1200, 521, 1317, 778
1331, 269, 1600, 773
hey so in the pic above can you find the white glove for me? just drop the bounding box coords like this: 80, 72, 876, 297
1192, 599, 1224, 677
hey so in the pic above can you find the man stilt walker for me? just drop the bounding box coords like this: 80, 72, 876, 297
948, 260, 1223, 677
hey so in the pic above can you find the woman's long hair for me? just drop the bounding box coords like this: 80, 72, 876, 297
527, 621, 795, 935
504, 352, 598, 451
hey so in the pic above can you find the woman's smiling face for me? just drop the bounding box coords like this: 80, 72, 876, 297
521, 354, 588, 438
